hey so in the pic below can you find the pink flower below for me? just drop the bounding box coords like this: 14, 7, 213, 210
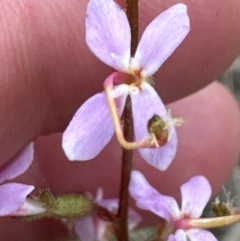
129, 171, 218, 241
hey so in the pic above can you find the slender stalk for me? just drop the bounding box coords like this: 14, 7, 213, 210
189, 214, 240, 229
115, 0, 139, 240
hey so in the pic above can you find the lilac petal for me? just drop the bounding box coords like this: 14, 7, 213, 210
131, 83, 177, 171
129, 171, 180, 221
168, 235, 177, 241
128, 208, 142, 230
74, 216, 96, 241
86, 0, 131, 71
187, 229, 218, 241
62, 92, 126, 160
10, 199, 47, 216
181, 176, 211, 218
0, 143, 34, 183
169, 229, 187, 241
132, 4, 190, 77
97, 198, 118, 213
0, 183, 34, 216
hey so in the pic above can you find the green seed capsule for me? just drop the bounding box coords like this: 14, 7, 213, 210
147, 114, 169, 146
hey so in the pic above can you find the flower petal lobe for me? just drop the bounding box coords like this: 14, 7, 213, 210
181, 176, 211, 218
63, 92, 126, 160
74, 216, 96, 241
129, 171, 180, 221
171, 229, 187, 241
86, 0, 131, 70
63, 93, 113, 160
187, 228, 218, 241
131, 83, 177, 170
132, 3, 190, 76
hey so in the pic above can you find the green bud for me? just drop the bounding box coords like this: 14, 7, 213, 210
40, 189, 96, 219
21, 189, 96, 221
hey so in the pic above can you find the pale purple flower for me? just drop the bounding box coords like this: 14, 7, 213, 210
74, 189, 141, 241
129, 171, 218, 241
0, 143, 44, 216
62, 0, 190, 170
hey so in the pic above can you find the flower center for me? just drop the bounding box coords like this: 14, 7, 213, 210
174, 215, 192, 231
122, 66, 145, 86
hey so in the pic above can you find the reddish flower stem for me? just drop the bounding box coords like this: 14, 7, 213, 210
115, 0, 139, 241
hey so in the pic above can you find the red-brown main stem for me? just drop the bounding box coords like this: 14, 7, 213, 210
115, 0, 139, 240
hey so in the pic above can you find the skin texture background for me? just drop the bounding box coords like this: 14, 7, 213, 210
0, 0, 240, 240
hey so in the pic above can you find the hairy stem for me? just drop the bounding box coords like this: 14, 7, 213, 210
126, 0, 139, 56
116, 96, 134, 241
115, 0, 139, 240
